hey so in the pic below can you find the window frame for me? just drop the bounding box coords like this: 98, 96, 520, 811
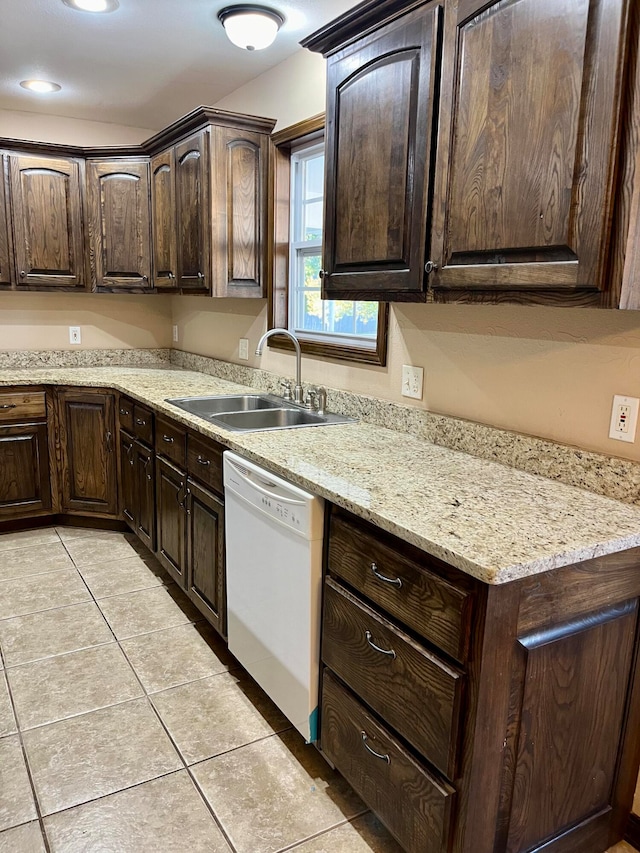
268, 115, 389, 366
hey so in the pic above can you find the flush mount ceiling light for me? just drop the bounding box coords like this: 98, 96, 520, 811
218, 5, 284, 51
20, 80, 62, 93
62, 0, 119, 12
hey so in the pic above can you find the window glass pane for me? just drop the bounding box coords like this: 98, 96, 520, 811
304, 154, 324, 198
303, 201, 323, 240
289, 141, 378, 348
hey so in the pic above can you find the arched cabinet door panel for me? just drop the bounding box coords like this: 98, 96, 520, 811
86, 159, 152, 291
175, 130, 210, 294
151, 150, 178, 291
9, 153, 85, 290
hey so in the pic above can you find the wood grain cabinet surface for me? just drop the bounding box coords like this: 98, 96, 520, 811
320, 504, 640, 853
150, 149, 179, 291
175, 130, 210, 293
304, 0, 631, 306
56, 388, 118, 516
86, 158, 152, 292
0, 155, 12, 289
0, 422, 51, 519
7, 152, 86, 290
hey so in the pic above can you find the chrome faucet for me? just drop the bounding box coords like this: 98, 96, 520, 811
255, 328, 304, 405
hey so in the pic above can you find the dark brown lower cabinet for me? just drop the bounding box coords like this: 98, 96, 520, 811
186, 476, 226, 637
0, 423, 51, 518
155, 455, 187, 587
120, 430, 156, 551
57, 389, 118, 516
119, 430, 136, 529
321, 506, 640, 853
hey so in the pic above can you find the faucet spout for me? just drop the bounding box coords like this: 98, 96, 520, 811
255, 328, 304, 405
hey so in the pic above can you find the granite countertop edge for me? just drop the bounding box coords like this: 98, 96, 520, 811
3, 364, 640, 586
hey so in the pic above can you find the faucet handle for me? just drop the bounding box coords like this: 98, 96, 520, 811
316, 387, 327, 415
304, 388, 318, 410
280, 379, 293, 401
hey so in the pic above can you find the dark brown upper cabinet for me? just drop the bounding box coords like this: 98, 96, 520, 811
315, 2, 442, 302
8, 153, 85, 290
150, 149, 178, 291
304, 0, 631, 306
175, 130, 211, 294
210, 126, 270, 298
0, 156, 12, 289
429, 0, 629, 306
86, 159, 152, 292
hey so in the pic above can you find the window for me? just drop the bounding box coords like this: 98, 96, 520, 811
269, 116, 388, 366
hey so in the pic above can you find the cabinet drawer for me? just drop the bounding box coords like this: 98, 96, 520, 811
328, 511, 473, 662
118, 396, 134, 432
155, 417, 186, 467
132, 403, 154, 445
187, 435, 223, 495
323, 577, 463, 779
0, 391, 46, 422
321, 670, 454, 853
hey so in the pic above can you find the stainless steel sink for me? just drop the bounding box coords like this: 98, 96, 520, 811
167, 394, 283, 418
165, 393, 356, 432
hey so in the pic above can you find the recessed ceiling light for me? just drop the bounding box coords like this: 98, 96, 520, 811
62, 0, 119, 12
20, 80, 62, 93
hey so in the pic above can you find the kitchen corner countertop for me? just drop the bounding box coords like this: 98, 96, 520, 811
4, 365, 640, 585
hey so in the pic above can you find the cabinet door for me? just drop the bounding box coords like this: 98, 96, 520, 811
321, 3, 442, 301
175, 130, 210, 293
0, 156, 12, 289
9, 154, 85, 289
0, 423, 51, 518
186, 477, 226, 637
150, 149, 178, 290
155, 455, 187, 587
86, 159, 152, 291
210, 127, 268, 298
119, 429, 137, 532
58, 389, 118, 516
135, 440, 156, 552
430, 0, 628, 303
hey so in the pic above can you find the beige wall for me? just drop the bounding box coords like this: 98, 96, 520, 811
0, 292, 172, 350
0, 109, 156, 146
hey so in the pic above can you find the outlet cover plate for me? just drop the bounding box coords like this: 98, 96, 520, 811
172, 325, 178, 343
609, 394, 639, 443
239, 338, 249, 360
402, 364, 424, 400
69, 326, 81, 345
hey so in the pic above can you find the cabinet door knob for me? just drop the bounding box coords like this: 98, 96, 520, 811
168, 271, 175, 280
424, 260, 439, 275
19, 270, 26, 278
142, 275, 149, 282
318, 269, 330, 280
197, 271, 204, 280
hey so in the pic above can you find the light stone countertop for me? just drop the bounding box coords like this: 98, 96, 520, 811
3, 364, 640, 585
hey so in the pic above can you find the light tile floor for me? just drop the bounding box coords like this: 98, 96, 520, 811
0, 526, 635, 853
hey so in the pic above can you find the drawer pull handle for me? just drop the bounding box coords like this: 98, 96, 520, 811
196, 455, 210, 466
361, 731, 390, 764
143, 457, 153, 480
365, 630, 396, 660
136, 418, 146, 426
371, 562, 402, 588
119, 408, 130, 416
0, 403, 16, 409
162, 435, 174, 443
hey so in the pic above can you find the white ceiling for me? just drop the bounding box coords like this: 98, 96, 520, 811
0, 0, 356, 130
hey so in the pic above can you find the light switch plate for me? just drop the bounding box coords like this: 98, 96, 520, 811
402, 364, 424, 400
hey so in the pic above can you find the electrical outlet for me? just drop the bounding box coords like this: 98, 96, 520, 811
402, 364, 424, 400
609, 394, 639, 443
69, 326, 81, 345
172, 325, 179, 343
239, 338, 249, 360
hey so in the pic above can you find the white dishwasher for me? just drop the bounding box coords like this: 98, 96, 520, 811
223, 451, 324, 743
